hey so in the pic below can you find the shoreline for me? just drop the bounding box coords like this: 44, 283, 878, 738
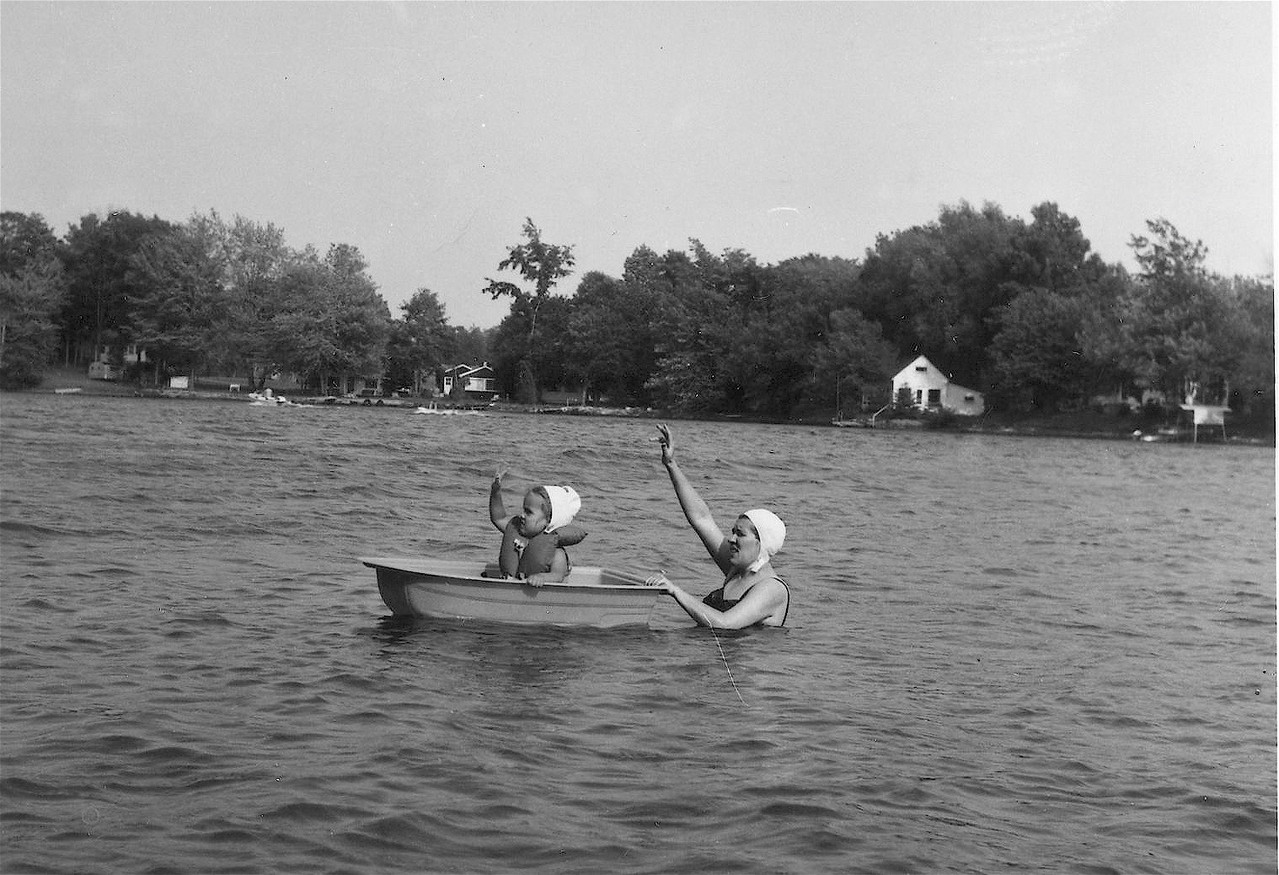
17, 367, 1276, 447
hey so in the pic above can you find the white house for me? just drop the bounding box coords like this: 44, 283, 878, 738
891, 355, 985, 416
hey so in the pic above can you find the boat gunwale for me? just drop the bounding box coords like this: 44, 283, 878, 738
360, 557, 652, 592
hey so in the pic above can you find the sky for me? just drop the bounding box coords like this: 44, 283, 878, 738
2, 2, 1272, 330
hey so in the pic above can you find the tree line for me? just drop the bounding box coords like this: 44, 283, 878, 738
0, 209, 483, 395
1, 202, 1272, 424
483, 205, 1272, 422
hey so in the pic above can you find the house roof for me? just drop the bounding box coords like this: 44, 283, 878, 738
445, 362, 493, 377
891, 354, 984, 397
892, 354, 940, 378
894, 353, 929, 369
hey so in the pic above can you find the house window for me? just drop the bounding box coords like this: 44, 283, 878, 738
914, 389, 922, 405
964, 394, 975, 401
915, 366, 927, 372
927, 389, 941, 407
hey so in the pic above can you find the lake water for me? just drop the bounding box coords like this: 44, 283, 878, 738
1, 394, 1274, 874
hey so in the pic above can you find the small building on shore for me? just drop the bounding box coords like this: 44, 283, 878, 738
1178, 403, 1230, 442
891, 355, 985, 416
88, 344, 148, 381
442, 363, 498, 401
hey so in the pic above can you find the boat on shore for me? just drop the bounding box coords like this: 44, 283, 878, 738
361, 557, 661, 628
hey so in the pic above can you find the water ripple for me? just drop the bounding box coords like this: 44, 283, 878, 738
0, 396, 1274, 874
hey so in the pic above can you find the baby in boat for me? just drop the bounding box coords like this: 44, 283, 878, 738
487, 469, 586, 587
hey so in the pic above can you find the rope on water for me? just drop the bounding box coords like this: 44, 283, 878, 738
706, 617, 746, 706
657, 569, 746, 706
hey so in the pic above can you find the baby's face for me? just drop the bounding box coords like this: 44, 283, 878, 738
517, 491, 550, 537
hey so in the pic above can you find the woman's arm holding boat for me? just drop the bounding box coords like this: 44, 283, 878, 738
645, 572, 787, 629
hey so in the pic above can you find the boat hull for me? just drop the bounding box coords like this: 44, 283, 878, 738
361, 558, 660, 628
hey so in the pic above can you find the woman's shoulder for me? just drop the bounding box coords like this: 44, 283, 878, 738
753, 572, 790, 625
726, 569, 786, 595
728, 571, 789, 627
755, 572, 789, 594
744, 571, 789, 608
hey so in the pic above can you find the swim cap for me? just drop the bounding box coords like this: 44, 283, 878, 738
541, 485, 581, 533
742, 508, 786, 573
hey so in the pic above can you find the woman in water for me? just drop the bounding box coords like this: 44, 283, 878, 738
645, 424, 790, 628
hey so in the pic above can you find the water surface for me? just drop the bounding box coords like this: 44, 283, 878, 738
2, 395, 1274, 873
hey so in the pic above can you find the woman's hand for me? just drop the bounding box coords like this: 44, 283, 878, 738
655, 424, 674, 466
644, 572, 676, 595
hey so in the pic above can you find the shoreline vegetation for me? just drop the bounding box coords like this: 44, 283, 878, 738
24, 366, 1275, 447
6, 210, 1271, 441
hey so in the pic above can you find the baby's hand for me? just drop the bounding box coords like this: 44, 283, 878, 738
493, 466, 509, 482
523, 573, 546, 588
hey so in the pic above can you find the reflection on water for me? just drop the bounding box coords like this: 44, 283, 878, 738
1, 394, 1274, 874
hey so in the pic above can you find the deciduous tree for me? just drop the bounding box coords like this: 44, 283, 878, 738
385, 288, 455, 395
482, 218, 574, 401
0, 269, 65, 389
562, 270, 659, 404
127, 216, 230, 383
0, 212, 66, 388
271, 245, 390, 393
0, 212, 61, 277
987, 287, 1093, 411
59, 211, 176, 363
1108, 219, 1234, 402
807, 308, 896, 417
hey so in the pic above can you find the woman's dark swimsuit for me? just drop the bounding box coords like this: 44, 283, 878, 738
702, 575, 790, 626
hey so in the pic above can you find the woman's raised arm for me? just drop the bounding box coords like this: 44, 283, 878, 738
655, 424, 730, 572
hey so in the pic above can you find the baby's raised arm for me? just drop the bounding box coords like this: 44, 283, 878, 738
489, 467, 515, 532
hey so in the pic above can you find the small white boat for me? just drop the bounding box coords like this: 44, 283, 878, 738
411, 404, 486, 416
248, 390, 293, 406
361, 558, 661, 628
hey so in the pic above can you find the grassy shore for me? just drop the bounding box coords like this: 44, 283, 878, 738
19, 365, 1275, 446
38, 365, 143, 396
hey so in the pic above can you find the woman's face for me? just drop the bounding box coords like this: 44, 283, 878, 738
517, 491, 551, 537
727, 516, 761, 570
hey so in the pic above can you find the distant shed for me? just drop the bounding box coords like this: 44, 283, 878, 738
1179, 404, 1229, 442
